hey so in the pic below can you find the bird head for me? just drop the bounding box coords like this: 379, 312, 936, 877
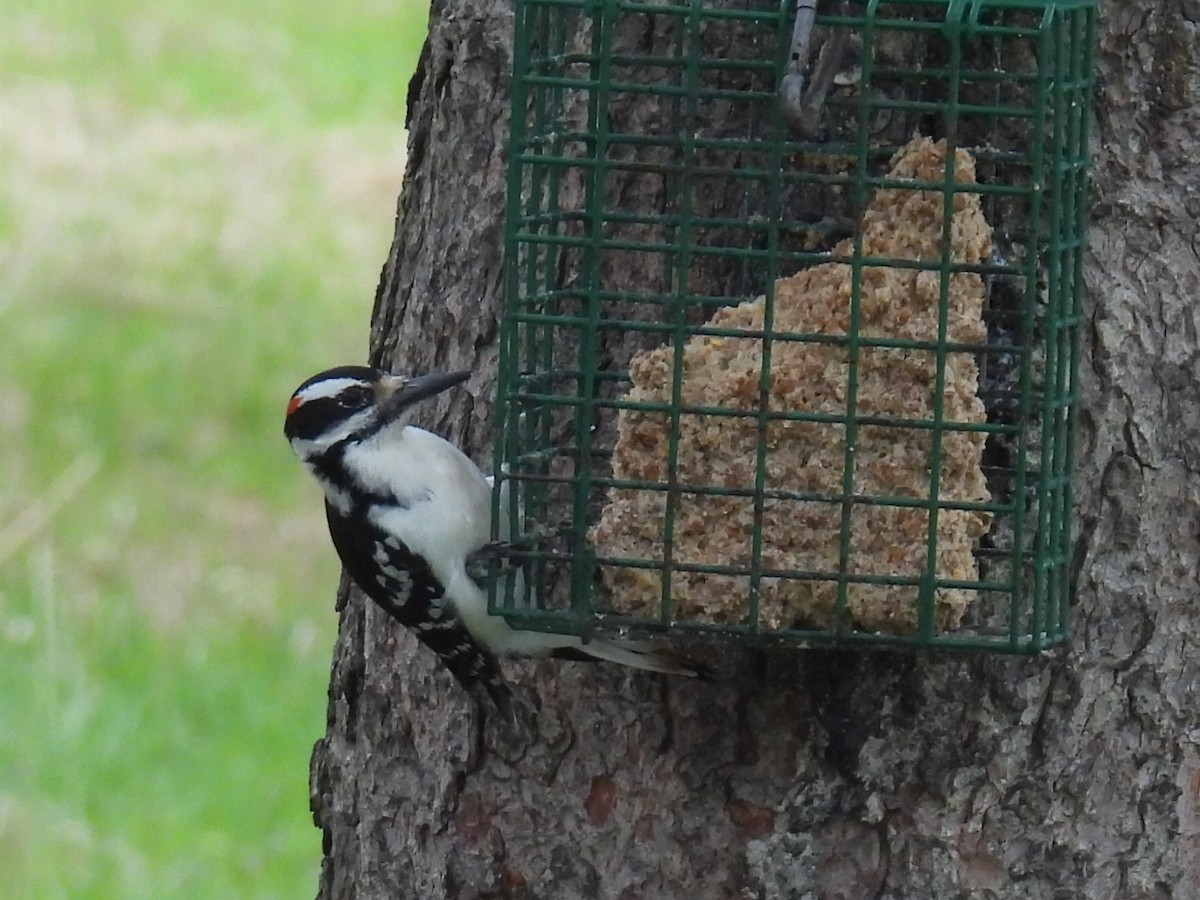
284, 365, 470, 461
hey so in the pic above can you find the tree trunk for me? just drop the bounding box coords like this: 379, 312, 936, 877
310, 2, 1200, 897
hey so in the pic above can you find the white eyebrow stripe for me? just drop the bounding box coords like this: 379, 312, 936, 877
296, 377, 364, 403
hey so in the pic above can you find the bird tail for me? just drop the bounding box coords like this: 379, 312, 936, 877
552, 639, 713, 679
482, 675, 517, 723
485, 469, 712, 681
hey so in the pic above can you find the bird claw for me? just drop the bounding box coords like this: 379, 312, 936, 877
474, 540, 524, 560
464, 541, 525, 585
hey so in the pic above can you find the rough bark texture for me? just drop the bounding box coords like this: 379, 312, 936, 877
310, 2, 1200, 897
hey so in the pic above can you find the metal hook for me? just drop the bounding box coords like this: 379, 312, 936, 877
780, 0, 851, 138
780, 0, 818, 129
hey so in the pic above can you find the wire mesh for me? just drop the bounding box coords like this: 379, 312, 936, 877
492, 0, 1095, 653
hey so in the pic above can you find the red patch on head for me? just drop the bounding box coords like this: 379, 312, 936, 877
286, 395, 303, 417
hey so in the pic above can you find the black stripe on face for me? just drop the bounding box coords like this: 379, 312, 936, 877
284, 395, 359, 442
284, 368, 382, 442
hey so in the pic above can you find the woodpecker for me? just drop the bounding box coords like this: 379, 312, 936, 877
284, 365, 705, 717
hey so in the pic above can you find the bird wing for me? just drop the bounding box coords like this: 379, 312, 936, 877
323, 501, 513, 715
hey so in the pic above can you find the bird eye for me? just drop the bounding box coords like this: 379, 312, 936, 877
338, 386, 373, 409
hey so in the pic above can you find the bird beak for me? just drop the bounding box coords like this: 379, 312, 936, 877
378, 370, 471, 419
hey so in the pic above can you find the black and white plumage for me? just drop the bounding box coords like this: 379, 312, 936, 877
284, 365, 705, 717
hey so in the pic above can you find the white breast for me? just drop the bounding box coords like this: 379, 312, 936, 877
344, 424, 493, 586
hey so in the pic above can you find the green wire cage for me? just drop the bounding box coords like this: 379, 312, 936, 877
491, 0, 1096, 653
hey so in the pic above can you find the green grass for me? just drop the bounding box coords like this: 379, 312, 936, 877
0, 1, 429, 896
2, 2, 422, 127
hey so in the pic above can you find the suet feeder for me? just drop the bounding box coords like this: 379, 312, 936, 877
491, 0, 1096, 652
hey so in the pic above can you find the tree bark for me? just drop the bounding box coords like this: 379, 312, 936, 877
310, 2, 1200, 897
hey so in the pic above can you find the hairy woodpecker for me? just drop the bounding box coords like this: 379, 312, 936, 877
284, 365, 705, 716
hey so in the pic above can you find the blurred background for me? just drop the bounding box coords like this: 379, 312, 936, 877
0, 1, 427, 895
